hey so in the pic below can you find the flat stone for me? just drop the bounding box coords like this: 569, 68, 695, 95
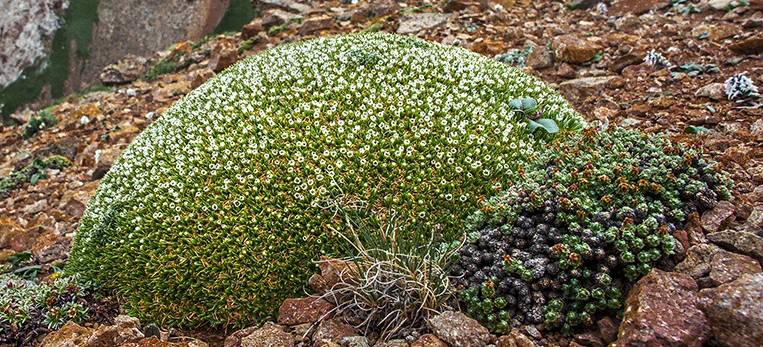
611, 269, 709, 347
313, 319, 358, 345
428, 311, 492, 347
700, 201, 736, 233
278, 296, 334, 325
697, 273, 763, 347
397, 13, 450, 34
597, 317, 619, 344
695, 83, 726, 101
729, 33, 763, 54
559, 76, 618, 104
298, 16, 335, 35
411, 334, 449, 347
707, 231, 763, 264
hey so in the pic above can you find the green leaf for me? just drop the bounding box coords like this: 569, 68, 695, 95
6, 250, 32, 266
535, 118, 560, 133
30, 173, 41, 186
526, 119, 541, 132
509, 99, 523, 110
521, 98, 537, 111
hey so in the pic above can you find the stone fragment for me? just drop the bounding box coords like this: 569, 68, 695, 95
40, 322, 93, 347
188, 68, 216, 89
708, 250, 761, 286
695, 83, 726, 101
697, 273, 763, 347
566, 0, 601, 9
340, 336, 369, 347
707, 231, 763, 263
525, 42, 554, 70
690, 24, 742, 41
611, 269, 709, 347
210, 40, 239, 72
278, 296, 334, 325
559, 76, 618, 104
22, 199, 48, 215
609, 0, 671, 16
553, 35, 602, 64
428, 311, 492, 347
241, 323, 295, 347
224, 326, 258, 347
700, 201, 735, 233
313, 319, 358, 345
376, 340, 408, 347
299, 16, 335, 35
397, 13, 450, 34
100, 54, 149, 85
318, 257, 353, 288
575, 332, 603, 347
729, 33, 763, 54
597, 317, 618, 344
242, 20, 264, 40
508, 330, 535, 347
610, 53, 641, 73
411, 335, 449, 347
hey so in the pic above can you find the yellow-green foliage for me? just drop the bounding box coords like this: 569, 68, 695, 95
66, 33, 584, 327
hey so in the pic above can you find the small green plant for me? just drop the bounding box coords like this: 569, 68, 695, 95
143, 51, 186, 81
725, 0, 749, 11
0, 156, 72, 198
326, 209, 462, 340
268, 23, 289, 36
643, 50, 672, 69
671, 62, 720, 78
671, 0, 703, 14
496, 44, 534, 67
0, 273, 96, 344
238, 38, 256, 55
454, 127, 732, 334
509, 97, 560, 135
22, 110, 58, 140
725, 72, 759, 101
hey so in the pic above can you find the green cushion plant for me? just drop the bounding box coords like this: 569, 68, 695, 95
66, 33, 584, 327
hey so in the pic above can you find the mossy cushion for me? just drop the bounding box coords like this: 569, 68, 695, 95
66, 33, 584, 327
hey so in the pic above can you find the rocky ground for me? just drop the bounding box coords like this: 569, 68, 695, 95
1, 0, 762, 346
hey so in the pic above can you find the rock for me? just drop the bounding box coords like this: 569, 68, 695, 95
508, 330, 535, 347
188, 68, 216, 89
729, 33, 763, 54
609, 0, 671, 16
242, 20, 264, 40
707, 231, 763, 263
340, 336, 369, 347
708, 250, 761, 286
597, 317, 619, 344
411, 335, 450, 347
309, 274, 329, 294
610, 53, 642, 73
261, 11, 287, 31
210, 39, 239, 73
428, 311, 492, 347
575, 333, 603, 347
100, 54, 149, 85
376, 340, 409, 347
92, 146, 126, 180
740, 205, 763, 232
32, 231, 70, 264
59, 180, 99, 218
523, 325, 541, 339
556, 63, 578, 79
313, 319, 358, 345
695, 83, 726, 101
525, 42, 554, 70
471, 40, 510, 56
559, 76, 618, 104
690, 24, 742, 41
552, 35, 602, 64
676, 243, 724, 280
298, 16, 335, 35
40, 321, 93, 347
619, 117, 642, 128
241, 323, 295, 347
22, 199, 48, 215
611, 269, 709, 347
566, 0, 601, 10
224, 326, 258, 347
700, 201, 736, 233
396, 13, 450, 34
278, 296, 334, 325
697, 273, 763, 347
614, 15, 641, 31
33, 138, 82, 161
0, 218, 35, 252
318, 257, 353, 289
444, 0, 472, 12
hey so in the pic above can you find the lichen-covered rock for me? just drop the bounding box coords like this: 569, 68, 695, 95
66, 33, 583, 327
697, 273, 763, 347
707, 231, 763, 263
612, 269, 709, 347
240, 323, 295, 347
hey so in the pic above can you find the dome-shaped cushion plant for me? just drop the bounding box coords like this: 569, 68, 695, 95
66, 33, 585, 327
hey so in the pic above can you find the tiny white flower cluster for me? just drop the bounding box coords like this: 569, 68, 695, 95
67, 33, 584, 326
724, 72, 759, 101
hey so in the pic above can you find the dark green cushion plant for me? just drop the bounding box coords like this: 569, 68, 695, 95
454, 127, 732, 334
65, 33, 584, 327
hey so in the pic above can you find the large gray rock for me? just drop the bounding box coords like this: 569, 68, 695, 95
428, 311, 492, 347
611, 269, 710, 347
697, 273, 763, 347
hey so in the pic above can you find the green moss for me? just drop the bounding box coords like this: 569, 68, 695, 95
237, 38, 256, 55
66, 33, 584, 327
0, 0, 99, 125
213, 0, 255, 34
268, 23, 289, 36
142, 52, 185, 81
22, 109, 58, 140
